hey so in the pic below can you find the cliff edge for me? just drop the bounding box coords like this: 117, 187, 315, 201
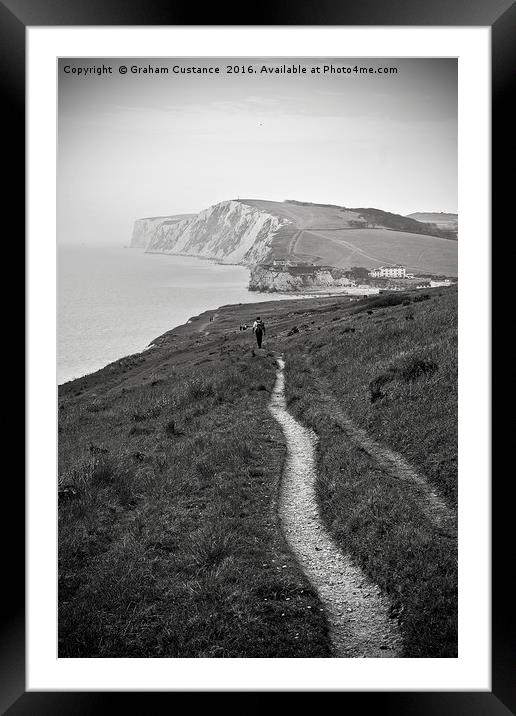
130, 199, 458, 289
130, 214, 195, 249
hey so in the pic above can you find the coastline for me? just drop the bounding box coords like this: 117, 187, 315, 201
143, 248, 242, 267
58, 246, 441, 386
58, 247, 290, 386
58, 290, 353, 388
58, 303, 220, 387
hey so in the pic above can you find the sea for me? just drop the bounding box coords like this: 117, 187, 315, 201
58, 244, 287, 385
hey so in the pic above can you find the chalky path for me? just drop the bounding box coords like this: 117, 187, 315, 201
269, 357, 402, 657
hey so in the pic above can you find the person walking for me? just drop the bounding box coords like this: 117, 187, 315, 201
252, 316, 266, 348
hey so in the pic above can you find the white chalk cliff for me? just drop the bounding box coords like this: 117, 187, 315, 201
249, 264, 354, 292
133, 200, 289, 264
130, 214, 195, 249
130, 198, 458, 291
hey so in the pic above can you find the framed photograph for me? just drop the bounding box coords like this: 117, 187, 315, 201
5, 0, 511, 709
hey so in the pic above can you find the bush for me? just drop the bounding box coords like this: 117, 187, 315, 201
360, 294, 408, 311
368, 358, 438, 402
399, 358, 438, 381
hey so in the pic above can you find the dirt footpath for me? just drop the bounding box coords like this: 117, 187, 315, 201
269, 357, 402, 658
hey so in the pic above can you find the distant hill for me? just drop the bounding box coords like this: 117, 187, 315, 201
130, 199, 458, 280
407, 212, 458, 234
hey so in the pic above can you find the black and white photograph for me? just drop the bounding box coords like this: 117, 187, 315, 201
56, 56, 460, 660
0, 0, 504, 704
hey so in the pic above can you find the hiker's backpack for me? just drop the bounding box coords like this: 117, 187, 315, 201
256, 320, 264, 332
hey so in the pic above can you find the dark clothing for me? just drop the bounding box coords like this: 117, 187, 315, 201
253, 319, 265, 348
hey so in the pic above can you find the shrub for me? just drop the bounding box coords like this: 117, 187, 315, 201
368, 371, 396, 403
190, 528, 235, 571
399, 358, 438, 381
365, 294, 408, 310
368, 358, 438, 402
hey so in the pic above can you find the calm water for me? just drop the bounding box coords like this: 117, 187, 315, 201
58, 245, 283, 384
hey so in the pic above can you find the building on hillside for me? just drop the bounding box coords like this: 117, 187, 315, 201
430, 279, 452, 288
369, 265, 406, 279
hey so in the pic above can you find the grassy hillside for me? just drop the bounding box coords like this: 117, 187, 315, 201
407, 212, 458, 230
242, 200, 453, 238
59, 308, 333, 657
238, 200, 457, 276
240, 199, 361, 231
132, 199, 457, 278
292, 228, 457, 275
59, 288, 457, 657
350, 207, 456, 239
280, 287, 458, 656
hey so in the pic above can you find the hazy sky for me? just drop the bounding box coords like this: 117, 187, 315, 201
58, 58, 457, 245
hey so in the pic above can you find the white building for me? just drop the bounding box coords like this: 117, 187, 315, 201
369, 265, 406, 279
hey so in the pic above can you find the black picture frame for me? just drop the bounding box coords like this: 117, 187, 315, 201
5, 0, 512, 710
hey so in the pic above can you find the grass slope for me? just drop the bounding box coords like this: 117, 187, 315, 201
59, 313, 332, 657
407, 212, 458, 229
238, 200, 457, 275
294, 228, 457, 275
241, 199, 454, 239
278, 287, 458, 656
59, 288, 457, 658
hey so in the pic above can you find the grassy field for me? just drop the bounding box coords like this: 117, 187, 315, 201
238, 200, 457, 276
59, 287, 457, 658
240, 199, 454, 238
295, 228, 458, 276
279, 287, 458, 656
407, 212, 458, 230
240, 199, 360, 229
